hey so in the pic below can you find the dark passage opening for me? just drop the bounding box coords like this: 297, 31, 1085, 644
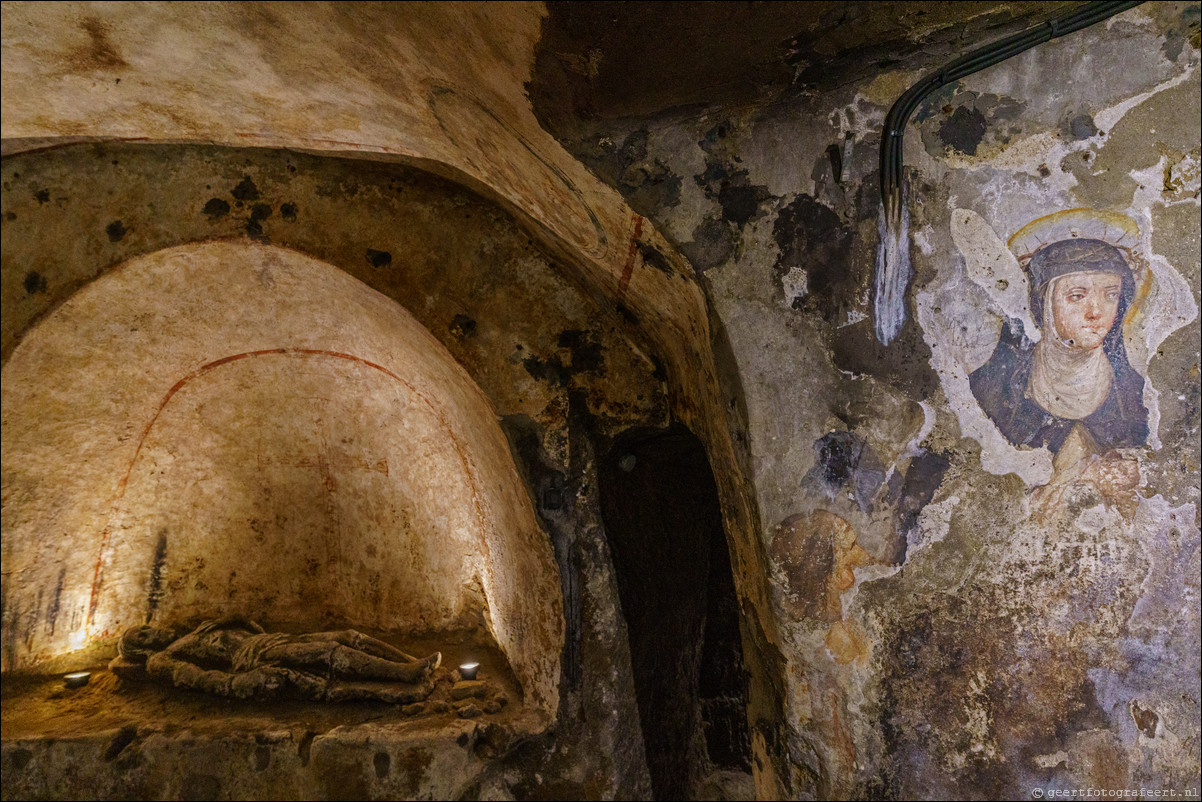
599, 424, 752, 800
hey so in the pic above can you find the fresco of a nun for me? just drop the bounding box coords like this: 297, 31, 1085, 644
969, 210, 1150, 464
922, 206, 1191, 518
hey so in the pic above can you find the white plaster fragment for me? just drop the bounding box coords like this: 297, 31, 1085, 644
950, 208, 1040, 342
839, 309, 868, 329
1034, 750, 1069, 769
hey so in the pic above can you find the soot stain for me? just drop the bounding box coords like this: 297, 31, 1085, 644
231, 175, 260, 202
449, 314, 477, 340
45, 568, 66, 637
695, 158, 770, 229
772, 194, 852, 319
558, 329, 605, 374
938, 105, 988, 156
280, 202, 298, 221
146, 531, 168, 623
680, 216, 734, 273
23, 271, 48, 295
75, 18, 128, 71
202, 198, 230, 220
803, 431, 886, 511
579, 128, 683, 217
245, 202, 272, 241
522, 353, 571, 387
366, 249, 392, 269
637, 241, 674, 276
1066, 113, 1099, 140
105, 219, 126, 242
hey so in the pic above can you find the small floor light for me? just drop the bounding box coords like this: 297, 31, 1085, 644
63, 671, 91, 689
458, 662, 480, 681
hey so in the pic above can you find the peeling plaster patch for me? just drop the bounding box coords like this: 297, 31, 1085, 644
1130, 700, 1162, 739
918, 90, 1025, 163
921, 64, 1199, 235
912, 225, 935, 256
1093, 63, 1198, 136
1074, 503, 1111, 537
943, 670, 1000, 770
780, 267, 809, 309
937, 62, 1197, 183
854, 70, 923, 111
1128, 161, 1201, 350
830, 93, 889, 146
906, 493, 960, 555
901, 401, 936, 461
802, 432, 886, 512
1128, 498, 1200, 633
1122, 159, 1201, 450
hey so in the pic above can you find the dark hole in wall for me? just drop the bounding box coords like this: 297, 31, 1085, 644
599, 424, 751, 800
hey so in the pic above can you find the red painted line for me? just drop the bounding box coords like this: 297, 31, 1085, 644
617, 214, 645, 298
86, 347, 491, 632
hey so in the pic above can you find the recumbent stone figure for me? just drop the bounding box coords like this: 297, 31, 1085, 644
110, 615, 442, 703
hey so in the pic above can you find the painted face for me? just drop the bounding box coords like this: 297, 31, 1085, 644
1050, 271, 1121, 351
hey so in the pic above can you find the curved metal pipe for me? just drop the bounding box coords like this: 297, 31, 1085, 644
879, 0, 1143, 227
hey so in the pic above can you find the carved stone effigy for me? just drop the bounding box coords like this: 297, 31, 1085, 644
110, 616, 441, 703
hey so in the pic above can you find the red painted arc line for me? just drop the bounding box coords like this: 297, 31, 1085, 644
617, 214, 645, 298
86, 347, 491, 632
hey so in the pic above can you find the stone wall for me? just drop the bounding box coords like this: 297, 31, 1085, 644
544, 2, 1201, 796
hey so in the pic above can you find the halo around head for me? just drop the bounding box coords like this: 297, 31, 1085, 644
1008, 208, 1148, 322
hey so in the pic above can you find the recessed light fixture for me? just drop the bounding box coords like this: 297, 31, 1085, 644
64, 671, 91, 689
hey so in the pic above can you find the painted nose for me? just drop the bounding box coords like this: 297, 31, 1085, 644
1084, 297, 1101, 319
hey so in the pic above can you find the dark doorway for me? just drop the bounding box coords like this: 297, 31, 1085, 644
599, 425, 752, 800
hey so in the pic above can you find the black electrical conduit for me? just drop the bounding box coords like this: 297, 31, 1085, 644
879, 0, 1143, 227
872, 1, 1145, 343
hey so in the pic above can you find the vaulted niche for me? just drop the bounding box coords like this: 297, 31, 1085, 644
598, 425, 751, 799
0, 241, 563, 720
